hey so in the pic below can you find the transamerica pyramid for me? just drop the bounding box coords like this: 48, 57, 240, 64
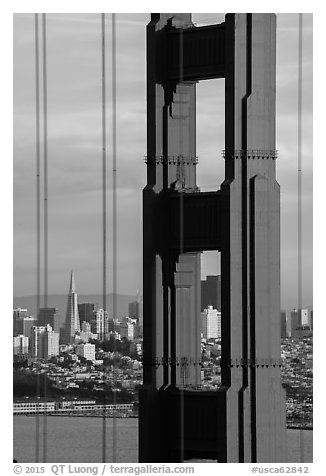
63, 271, 80, 343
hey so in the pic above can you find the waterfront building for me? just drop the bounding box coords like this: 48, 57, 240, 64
63, 271, 81, 343
13, 401, 133, 415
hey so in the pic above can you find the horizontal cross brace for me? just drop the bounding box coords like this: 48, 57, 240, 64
157, 23, 226, 83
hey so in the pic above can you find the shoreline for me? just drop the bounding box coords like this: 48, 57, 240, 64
13, 413, 312, 430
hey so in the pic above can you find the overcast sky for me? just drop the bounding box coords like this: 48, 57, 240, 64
13, 13, 313, 309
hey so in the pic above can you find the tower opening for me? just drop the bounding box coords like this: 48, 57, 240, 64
200, 251, 222, 390
196, 79, 225, 192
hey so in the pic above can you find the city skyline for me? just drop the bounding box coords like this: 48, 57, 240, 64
13, 13, 312, 309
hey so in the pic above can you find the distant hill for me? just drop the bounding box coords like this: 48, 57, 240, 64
13, 294, 137, 327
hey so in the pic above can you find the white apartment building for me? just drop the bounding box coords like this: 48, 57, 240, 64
31, 324, 59, 359
13, 335, 29, 355
201, 305, 221, 340
93, 309, 109, 340
119, 322, 134, 341
76, 343, 96, 361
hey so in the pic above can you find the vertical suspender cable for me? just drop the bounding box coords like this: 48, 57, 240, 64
179, 24, 185, 463
111, 12, 118, 464
179, 26, 184, 255
297, 12, 304, 464
101, 13, 118, 463
101, 12, 107, 463
43, 13, 48, 310
42, 12, 48, 463
34, 12, 41, 464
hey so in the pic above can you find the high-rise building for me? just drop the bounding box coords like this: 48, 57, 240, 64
15, 316, 37, 339
63, 271, 80, 343
129, 296, 143, 334
124, 315, 140, 338
38, 307, 60, 333
30, 326, 44, 358
13, 308, 28, 336
13, 335, 29, 355
129, 301, 138, 319
44, 325, 60, 357
30, 324, 59, 359
290, 309, 300, 337
301, 309, 309, 326
129, 300, 143, 323
92, 309, 109, 340
120, 322, 134, 341
201, 275, 221, 311
201, 305, 221, 340
280, 311, 289, 338
309, 310, 313, 332
76, 343, 96, 361
291, 308, 311, 337
79, 321, 94, 343
78, 302, 95, 324
13, 308, 28, 319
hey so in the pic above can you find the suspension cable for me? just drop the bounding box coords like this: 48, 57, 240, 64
111, 12, 118, 465
178, 22, 185, 463
297, 12, 304, 464
34, 12, 41, 464
41, 12, 48, 463
101, 12, 107, 463
42, 13, 48, 311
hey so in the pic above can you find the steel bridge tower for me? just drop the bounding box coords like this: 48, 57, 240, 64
139, 13, 286, 463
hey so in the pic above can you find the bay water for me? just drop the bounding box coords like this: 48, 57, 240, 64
13, 416, 312, 463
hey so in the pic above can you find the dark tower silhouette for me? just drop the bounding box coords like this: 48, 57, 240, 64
139, 13, 286, 463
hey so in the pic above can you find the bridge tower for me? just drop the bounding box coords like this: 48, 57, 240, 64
139, 13, 286, 463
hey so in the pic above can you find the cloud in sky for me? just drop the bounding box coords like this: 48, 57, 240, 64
13, 13, 312, 309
